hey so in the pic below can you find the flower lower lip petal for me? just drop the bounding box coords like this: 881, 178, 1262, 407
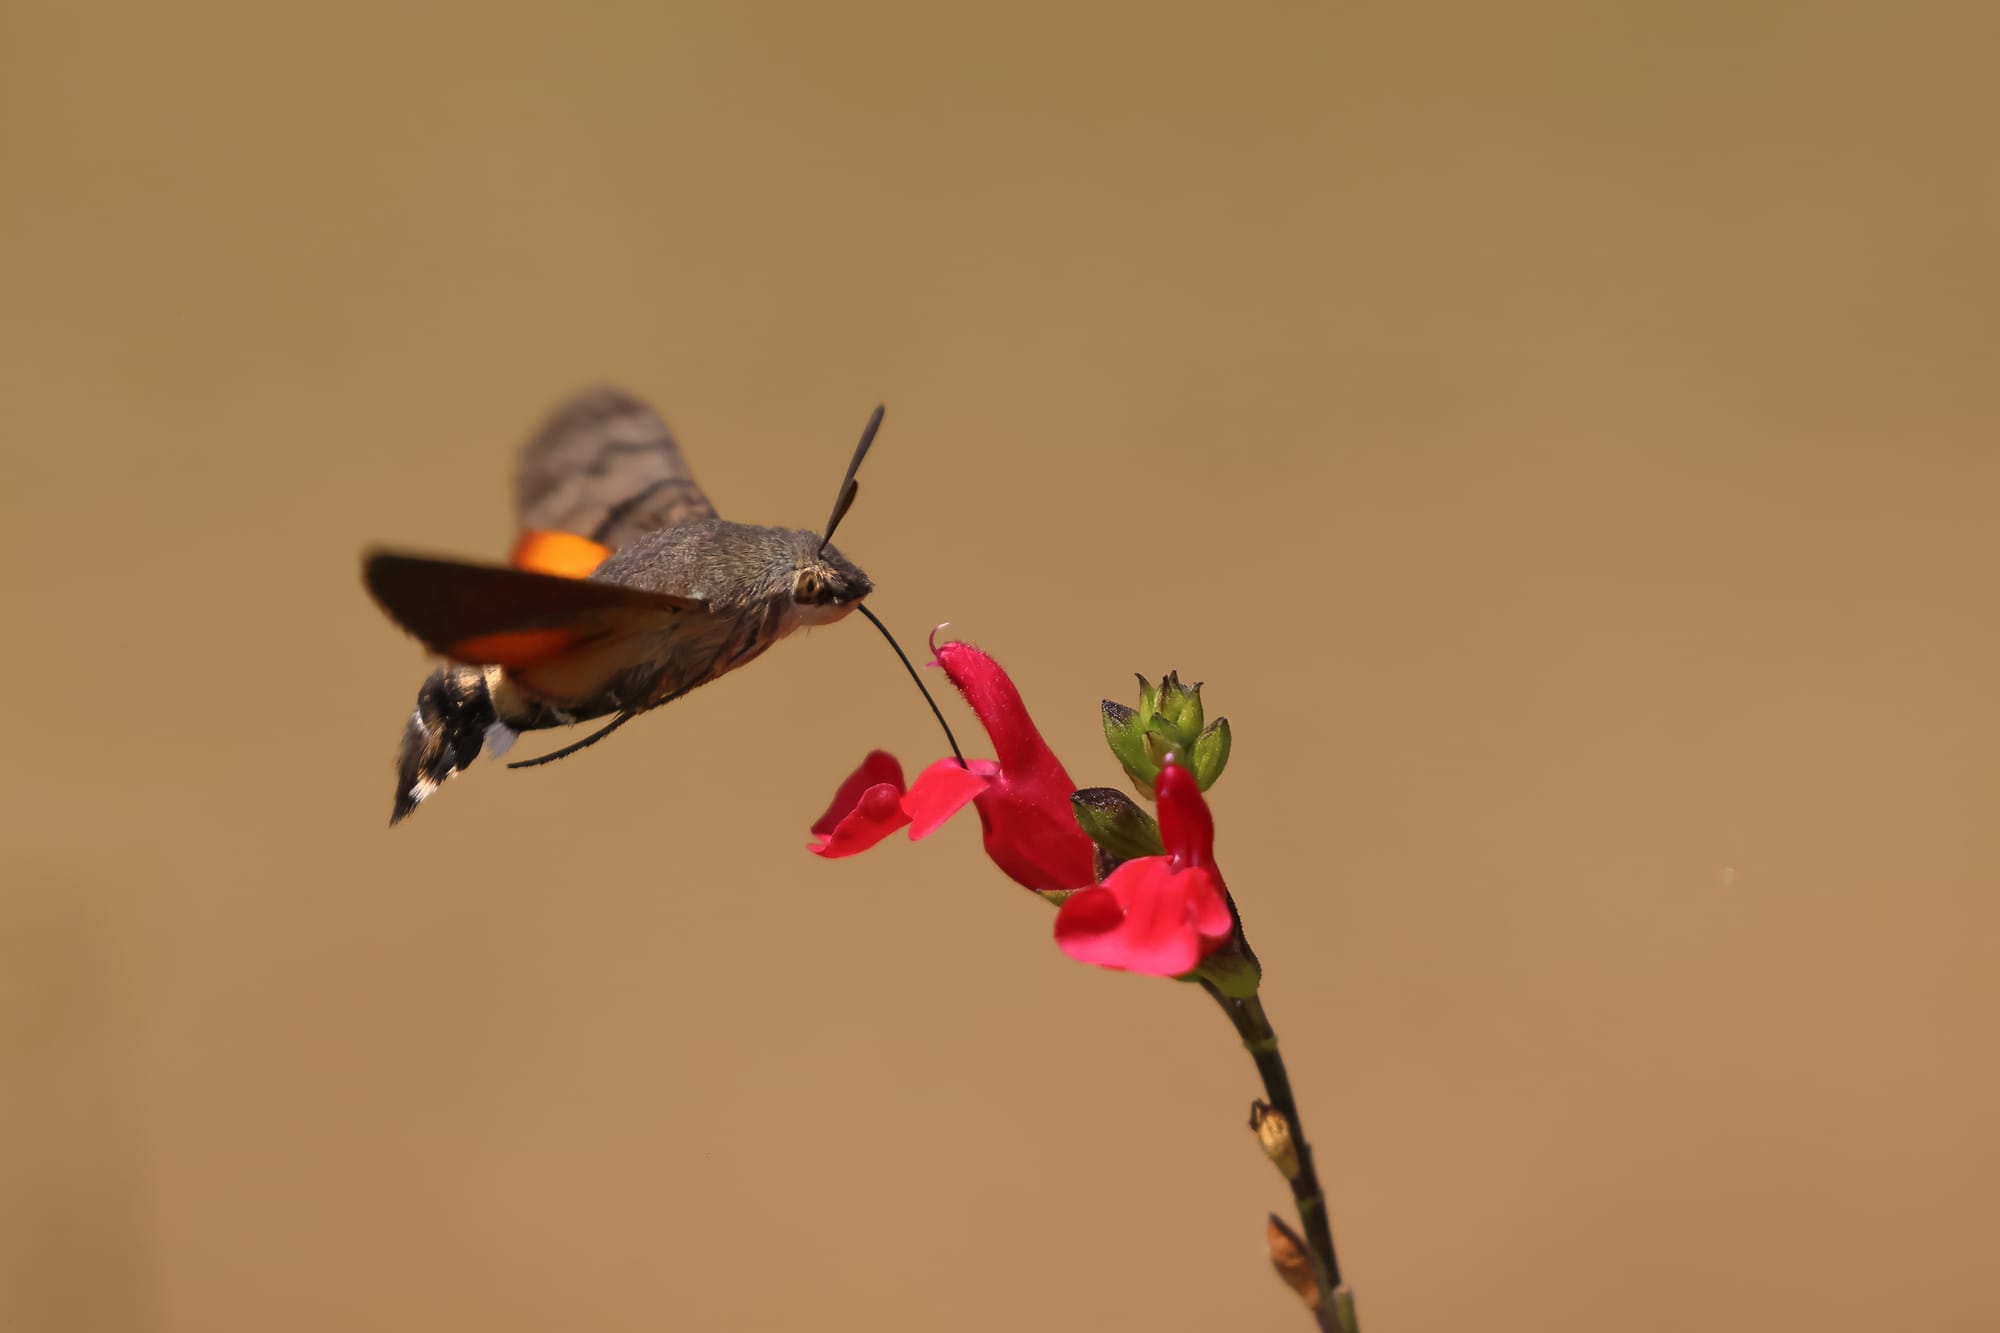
809, 781, 915, 857
904, 759, 993, 839
812, 750, 908, 838
1052, 858, 1225, 977
810, 751, 917, 857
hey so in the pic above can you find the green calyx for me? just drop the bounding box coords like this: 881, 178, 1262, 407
1100, 700, 1156, 797
1070, 786, 1165, 868
1191, 716, 1231, 790
1192, 942, 1263, 998
1101, 672, 1231, 796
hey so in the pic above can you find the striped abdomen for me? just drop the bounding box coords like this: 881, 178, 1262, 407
390, 665, 589, 824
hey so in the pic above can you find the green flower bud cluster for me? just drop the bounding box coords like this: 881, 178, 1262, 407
1100, 672, 1231, 798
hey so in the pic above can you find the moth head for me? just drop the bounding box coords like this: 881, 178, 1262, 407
786, 537, 872, 626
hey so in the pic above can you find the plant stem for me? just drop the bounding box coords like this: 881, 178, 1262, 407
1207, 985, 1356, 1333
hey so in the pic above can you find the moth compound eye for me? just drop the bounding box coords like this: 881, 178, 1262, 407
794, 570, 821, 602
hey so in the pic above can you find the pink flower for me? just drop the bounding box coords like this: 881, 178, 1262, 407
810, 638, 1097, 894
1053, 762, 1235, 976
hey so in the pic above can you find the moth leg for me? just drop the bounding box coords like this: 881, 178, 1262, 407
504, 638, 735, 771
505, 710, 640, 768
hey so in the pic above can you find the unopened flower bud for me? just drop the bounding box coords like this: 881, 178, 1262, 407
1265, 1214, 1320, 1310
1191, 716, 1231, 790
1156, 672, 1204, 736
1101, 698, 1162, 797
1070, 787, 1165, 864
1248, 1101, 1300, 1179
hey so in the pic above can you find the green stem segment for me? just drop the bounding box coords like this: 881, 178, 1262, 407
1207, 987, 1357, 1333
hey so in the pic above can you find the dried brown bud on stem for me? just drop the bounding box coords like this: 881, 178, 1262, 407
1250, 1100, 1301, 1180
1265, 1213, 1321, 1309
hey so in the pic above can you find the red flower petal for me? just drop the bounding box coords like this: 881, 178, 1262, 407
811, 751, 905, 837
929, 638, 1097, 891
1049, 883, 1124, 936
970, 783, 1099, 892
1053, 858, 1232, 976
1154, 761, 1215, 869
904, 759, 994, 839
809, 751, 913, 857
1189, 872, 1235, 940
933, 640, 1076, 797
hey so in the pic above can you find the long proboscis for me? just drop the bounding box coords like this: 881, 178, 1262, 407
857, 604, 967, 768
819, 404, 884, 555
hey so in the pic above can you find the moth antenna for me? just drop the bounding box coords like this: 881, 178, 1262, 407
857, 604, 967, 768
819, 404, 884, 555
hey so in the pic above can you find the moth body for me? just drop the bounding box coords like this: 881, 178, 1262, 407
367, 389, 879, 824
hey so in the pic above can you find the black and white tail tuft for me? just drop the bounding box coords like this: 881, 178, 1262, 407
391, 665, 514, 824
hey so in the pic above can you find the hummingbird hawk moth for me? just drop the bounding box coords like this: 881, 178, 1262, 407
363, 387, 888, 824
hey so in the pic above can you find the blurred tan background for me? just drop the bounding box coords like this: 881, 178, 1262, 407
2, 1, 1997, 1329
